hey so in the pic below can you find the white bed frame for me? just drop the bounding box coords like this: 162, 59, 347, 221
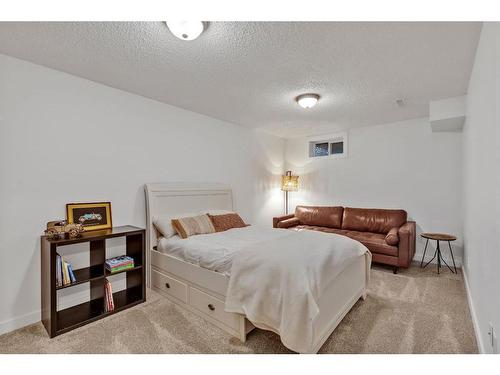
144, 182, 368, 353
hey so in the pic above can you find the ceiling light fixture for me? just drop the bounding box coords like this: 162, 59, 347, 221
296, 93, 320, 109
166, 21, 206, 41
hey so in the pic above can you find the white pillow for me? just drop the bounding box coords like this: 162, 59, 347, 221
153, 212, 197, 238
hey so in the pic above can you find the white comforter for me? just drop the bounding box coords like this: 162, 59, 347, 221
157, 226, 292, 276
224, 229, 371, 353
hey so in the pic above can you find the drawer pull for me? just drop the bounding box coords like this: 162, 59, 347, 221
165, 282, 170, 289
208, 304, 215, 311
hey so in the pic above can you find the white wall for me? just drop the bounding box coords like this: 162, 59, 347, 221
285, 118, 463, 262
462, 23, 500, 354
0, 54, 285, 334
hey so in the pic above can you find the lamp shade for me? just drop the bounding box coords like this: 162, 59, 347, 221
281, 171, 299, 191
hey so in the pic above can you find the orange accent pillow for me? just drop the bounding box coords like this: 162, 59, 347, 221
208, 213, 247, 232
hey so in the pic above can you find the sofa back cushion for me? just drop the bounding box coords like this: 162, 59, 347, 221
295, 205, 344, 228
342, 207, 407, 234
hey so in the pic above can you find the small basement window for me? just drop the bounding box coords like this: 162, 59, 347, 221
330, 141, 344, 155
313, 142, 329, 157
308, 132, 348, 159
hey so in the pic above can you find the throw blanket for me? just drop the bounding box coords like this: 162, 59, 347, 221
224, 229, 371, 353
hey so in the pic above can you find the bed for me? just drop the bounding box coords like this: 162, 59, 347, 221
145, 183, 371, 353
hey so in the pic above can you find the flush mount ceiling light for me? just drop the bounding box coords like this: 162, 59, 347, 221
166, 21, 206, 41
296, 93, 320, 109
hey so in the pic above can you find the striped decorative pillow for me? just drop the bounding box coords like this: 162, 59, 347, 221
171, 214, 215, 239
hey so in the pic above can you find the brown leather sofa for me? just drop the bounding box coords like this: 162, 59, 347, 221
273, 205, 416, 273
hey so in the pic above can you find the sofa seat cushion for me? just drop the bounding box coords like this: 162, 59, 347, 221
291, 225, 398, 257
295, 205, 344, 228
344, 230, 399, 257
293, 225, 349, 236
342, 207, 407, 234
313, 227, 350, 236
292, 225, 325, 231
276, 217, 300, 229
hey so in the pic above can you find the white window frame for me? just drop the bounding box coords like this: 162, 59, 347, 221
307, 131, 348, 160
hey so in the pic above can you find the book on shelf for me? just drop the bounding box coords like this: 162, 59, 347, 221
56, 253, 77, 287
62, 259, 69, 285
105, 255, 135, 273
67, 263, 76, 283
104, 279, 114, 312
56, 254, 62, 287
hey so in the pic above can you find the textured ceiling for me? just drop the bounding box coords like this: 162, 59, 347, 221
0, 22, 481, 138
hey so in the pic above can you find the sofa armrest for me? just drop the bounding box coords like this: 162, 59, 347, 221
273, 214, 295, 228
397, 221, 416, 267
385, 227, 399, 245
276, 217, 300, 229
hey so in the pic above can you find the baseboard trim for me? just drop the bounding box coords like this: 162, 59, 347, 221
0, 310, 40, 336
462, 265, 485, 354
1, 286, 127, 336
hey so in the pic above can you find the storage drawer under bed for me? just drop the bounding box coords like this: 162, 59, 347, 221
188, 286, 240, 331
151, 269, 188, 303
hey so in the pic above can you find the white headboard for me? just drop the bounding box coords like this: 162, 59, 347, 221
144, 183, 233, 286
144, 181, 233, 250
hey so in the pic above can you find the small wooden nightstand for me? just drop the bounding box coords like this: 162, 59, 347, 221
420, 232, 457, 274
41, 225, 146, 337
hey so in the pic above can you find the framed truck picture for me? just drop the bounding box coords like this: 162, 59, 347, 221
66, 202, 112, 231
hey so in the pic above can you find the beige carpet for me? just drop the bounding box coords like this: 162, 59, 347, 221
0, 263, 477, 354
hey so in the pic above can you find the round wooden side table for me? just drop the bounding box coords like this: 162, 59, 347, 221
420, 233, 457, 274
